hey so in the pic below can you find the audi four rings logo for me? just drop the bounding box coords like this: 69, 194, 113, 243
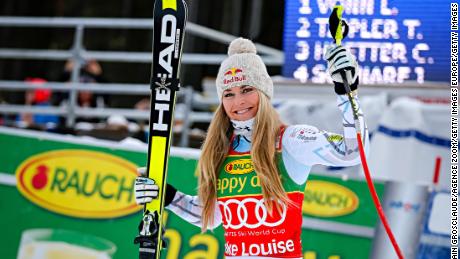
218, 198, 287, 229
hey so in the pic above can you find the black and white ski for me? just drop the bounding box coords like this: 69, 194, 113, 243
134, 0, 187, 258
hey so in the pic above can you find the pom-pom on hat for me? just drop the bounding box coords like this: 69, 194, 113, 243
216, 38, 273, 100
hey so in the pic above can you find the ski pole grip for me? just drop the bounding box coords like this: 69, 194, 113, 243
328, 5, 349, 46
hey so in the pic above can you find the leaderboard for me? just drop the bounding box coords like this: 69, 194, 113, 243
283, 0, 450, 84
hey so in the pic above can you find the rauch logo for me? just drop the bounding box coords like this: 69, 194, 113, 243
16, 150, 141, 219
302, 180, 359, 217
225, 159, 253, 175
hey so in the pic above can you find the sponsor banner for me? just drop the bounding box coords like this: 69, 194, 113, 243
0, 127, 203, 259
16, 150, 139, 219
303, 180, 359, 218
0, 127, 383, 259
303, 175, 383, 227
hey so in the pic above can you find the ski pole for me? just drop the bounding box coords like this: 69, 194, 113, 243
328, 5, 405, 259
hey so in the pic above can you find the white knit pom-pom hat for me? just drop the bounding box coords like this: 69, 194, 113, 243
216, 38, 273, 100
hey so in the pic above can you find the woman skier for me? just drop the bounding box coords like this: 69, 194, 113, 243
135, 37, 369, 259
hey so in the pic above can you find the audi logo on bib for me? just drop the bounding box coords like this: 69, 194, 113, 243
219, 197, 287, 229
218, 193, 305, 258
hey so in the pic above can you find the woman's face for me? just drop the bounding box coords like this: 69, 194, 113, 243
222, 85, 259, 121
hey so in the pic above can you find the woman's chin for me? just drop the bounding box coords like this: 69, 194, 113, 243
231, 114, 255, 121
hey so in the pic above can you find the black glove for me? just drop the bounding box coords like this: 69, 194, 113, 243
164, 184, 177, 207
333, 77, 359, 95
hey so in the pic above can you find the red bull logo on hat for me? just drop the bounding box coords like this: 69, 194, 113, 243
223, 67, 246, 85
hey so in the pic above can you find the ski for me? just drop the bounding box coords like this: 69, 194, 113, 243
134, 0, 187, 258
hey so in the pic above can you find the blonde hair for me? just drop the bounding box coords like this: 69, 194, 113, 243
197, 92, 291, 232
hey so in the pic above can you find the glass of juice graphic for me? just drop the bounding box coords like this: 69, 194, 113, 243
17, 229, 116, 259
